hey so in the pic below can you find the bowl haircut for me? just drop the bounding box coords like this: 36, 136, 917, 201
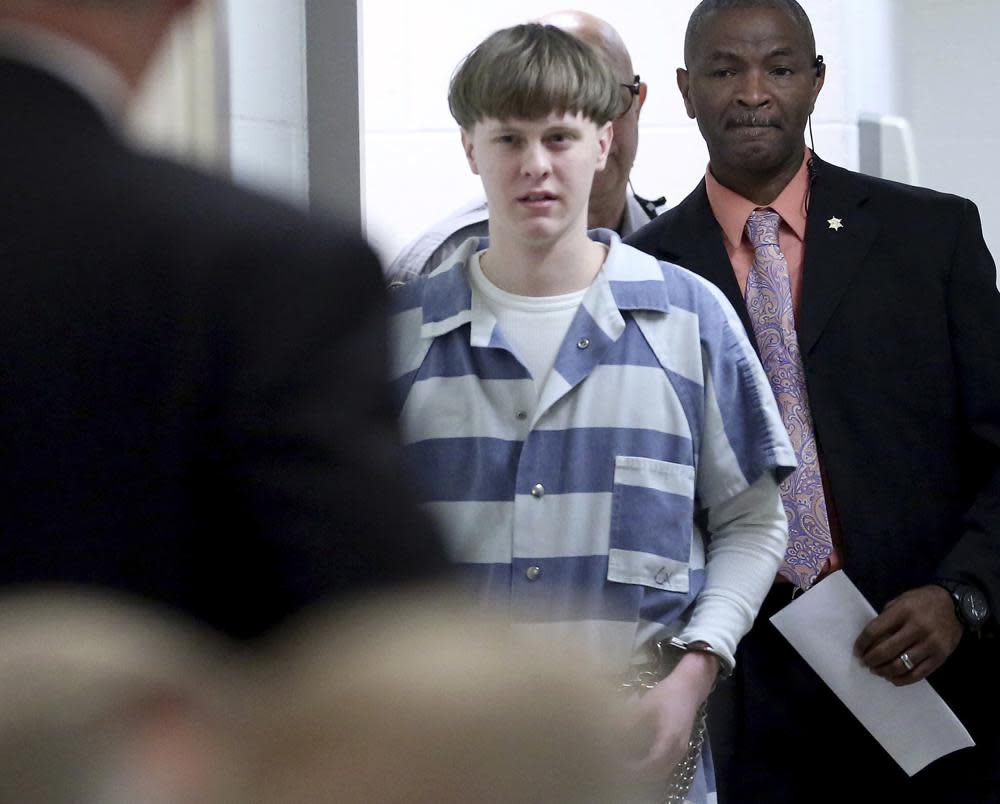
448, 23, 623, 131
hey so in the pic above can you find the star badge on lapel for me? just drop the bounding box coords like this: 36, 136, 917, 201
827, 217, 844, 231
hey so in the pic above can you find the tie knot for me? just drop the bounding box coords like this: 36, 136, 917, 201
746, 209, 781, 248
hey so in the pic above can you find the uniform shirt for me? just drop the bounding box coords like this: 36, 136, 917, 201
390, 230, 795, 676
386, 192, 663, 286
704, 150, 809, 311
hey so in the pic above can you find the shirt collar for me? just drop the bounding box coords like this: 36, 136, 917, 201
704, 148, 812, 248
418, 229, 672, 343
597, 228, 672, 313
0, 21, 130, 128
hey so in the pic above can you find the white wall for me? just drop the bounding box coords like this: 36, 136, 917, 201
359, 0, 896, 265
225, 0, 309, 204
892, 0, 1000, 258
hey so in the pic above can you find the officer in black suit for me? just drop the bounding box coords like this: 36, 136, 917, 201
626, 1, 1000, 800
0, 0, 445, 638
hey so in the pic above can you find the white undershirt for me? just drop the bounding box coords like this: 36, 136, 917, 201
469, 251, 587, 404
680, 472, 786, 669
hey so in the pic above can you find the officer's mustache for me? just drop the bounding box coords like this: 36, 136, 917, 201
726, 114, 780, 129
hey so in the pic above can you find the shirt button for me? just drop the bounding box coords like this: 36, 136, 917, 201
515, 410, 528, 420
577, 338, 590, 350
530, 483, 545, 498
526, 566, 542, 581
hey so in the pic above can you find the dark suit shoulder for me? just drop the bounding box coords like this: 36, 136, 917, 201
816, 159, 974, 219
121, 150, 366, 253
91, 148, 386, 315
624, 207, 669, 254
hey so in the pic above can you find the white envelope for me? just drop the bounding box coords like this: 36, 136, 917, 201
769, 570, 974, 776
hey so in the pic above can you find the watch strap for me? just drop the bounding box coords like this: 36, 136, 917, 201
934, 578, 988, 631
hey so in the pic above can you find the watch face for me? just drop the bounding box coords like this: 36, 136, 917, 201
961, 589, 990, 626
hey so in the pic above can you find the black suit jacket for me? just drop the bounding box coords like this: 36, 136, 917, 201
627, 155, 1000, 618
0, 58, 445, 637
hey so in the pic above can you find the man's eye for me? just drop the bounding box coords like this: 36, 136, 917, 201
497, 135, 516, 145
771, 67, 793, 77
712, 68, 736, 78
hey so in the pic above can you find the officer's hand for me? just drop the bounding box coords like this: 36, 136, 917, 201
853, 585, 962, 685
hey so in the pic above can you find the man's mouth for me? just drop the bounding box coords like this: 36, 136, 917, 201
726, 115, 780, 131
518, 192, 558, 202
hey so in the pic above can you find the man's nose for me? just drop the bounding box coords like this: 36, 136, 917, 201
735, 70, 771, 107
521, 142, 551, 177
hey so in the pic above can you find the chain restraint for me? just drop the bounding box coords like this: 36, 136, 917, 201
617, 638, 717, 803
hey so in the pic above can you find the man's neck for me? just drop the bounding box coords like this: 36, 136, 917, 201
587, 190, 627, 233
480, 232, 606, 297
708, 153, 804, 208
0, 20, 131, 123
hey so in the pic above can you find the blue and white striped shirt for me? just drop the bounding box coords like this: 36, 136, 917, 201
390, 230, 794, 678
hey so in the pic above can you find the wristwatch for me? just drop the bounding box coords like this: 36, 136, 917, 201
935, 579, 990, 633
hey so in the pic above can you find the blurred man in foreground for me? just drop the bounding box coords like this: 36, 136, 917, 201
0, 0, 445, 638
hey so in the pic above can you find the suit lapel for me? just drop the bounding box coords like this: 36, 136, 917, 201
652, 163, 882, 355
798, 158, 881, 355
653, 182, 757, 342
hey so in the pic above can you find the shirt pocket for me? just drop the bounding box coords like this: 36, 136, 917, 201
607, 456, 694, 594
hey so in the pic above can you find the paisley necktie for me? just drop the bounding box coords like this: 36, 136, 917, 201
745, 209, 832, 589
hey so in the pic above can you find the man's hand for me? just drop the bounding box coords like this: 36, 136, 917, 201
853, 585, 962, 685
624, 650, 718, 779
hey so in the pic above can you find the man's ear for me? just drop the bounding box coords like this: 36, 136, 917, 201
595, 121, 613, 170
809, 62, 826, 114
676, 68, 696, 120
461, 129, 479, 175
636, 81, 648, 115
